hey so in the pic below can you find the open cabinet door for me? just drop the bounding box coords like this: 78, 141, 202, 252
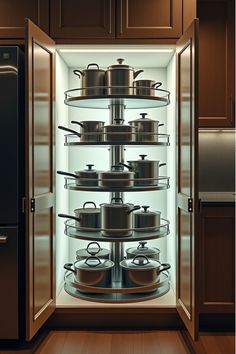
176, 19, 199, 340
25, 19, 55, 340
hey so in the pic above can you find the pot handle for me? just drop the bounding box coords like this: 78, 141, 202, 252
87, 63, 100, 70
85, 256, 102, 267
111, 197, 123, 204
64, 263, 75, 273
58, 213, 81, 222
118, 162, 133, 171
57, 170, 77, 179
73, 69, 83, 78
58, 125, 81, 137
158, 123, 164, 127
86, 242, 101, 256
158, 263, 171, 273
131, 254, 150, 266
152, 82, 162, 88
83, 201, 97, 209
127, 205, 141, 214
134, 69, 144, 79
159, 163, 166, 168
111, 165, 124, 171
71, 120, 84, 128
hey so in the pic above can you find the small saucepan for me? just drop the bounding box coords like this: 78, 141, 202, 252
71, 120, 105, 142
133, 81, 162, 96
57, 164, 100, 186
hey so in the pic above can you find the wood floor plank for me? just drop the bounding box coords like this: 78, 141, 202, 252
35, 330, 67, 354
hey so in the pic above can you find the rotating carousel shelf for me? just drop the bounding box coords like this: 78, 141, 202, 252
64, 87, 170, 109
63, 218, 170, 242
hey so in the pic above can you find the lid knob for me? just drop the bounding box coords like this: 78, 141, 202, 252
142, 206, 149, 212
114, 118, 124, 125
86, 164, 94, 170
140, 113, 148, 119
139, 154, 147, 160
138, 241, 148, 249
117, 58, 124, 65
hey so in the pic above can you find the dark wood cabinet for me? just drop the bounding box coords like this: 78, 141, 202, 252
50, 0, 116, 39
199, 204, 235, 313
116, 0, 182, 38
0, 0, 49, 38
198, 0, 235, 128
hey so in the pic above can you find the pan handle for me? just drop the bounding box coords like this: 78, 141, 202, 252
57, 171, 77, 179
158, 263, 171, 273
64, 263, 75, 273
71, 120, 84, 128
73, 69, 83, 77
127, 205, 141, 215
118, 162, 133, 171
58, 213, 81, 222
58, 125, 81, 137
152, 82, 162, 88
158, 123, 164, 127
159, 163, 166, 168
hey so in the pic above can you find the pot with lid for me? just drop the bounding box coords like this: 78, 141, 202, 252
133, 206, 161, 231
133, 81, 162, 96
76, 242, 111, 260
58, 201, 101, 232
120, 254, 170, 287
98, 164, 135, 188
103, 118, 136, 142
126, 241, 160, 260
128, 113, 164, 142
71, 120, 105, 142
64, 256, 114, 287
120, 154, 166, 186
57, 164, 100, 186
105, 58, 143, 95
100, 197, 140, 237
73, 63, 105, 96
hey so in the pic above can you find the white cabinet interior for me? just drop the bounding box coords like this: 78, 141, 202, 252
55, 45, 177, 307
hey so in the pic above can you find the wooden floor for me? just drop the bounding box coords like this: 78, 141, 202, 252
33, 330, 235, 354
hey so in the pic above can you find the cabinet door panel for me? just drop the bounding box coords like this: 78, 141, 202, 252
25, 19, 55, 341
198, 0, 235, 127
176, 19, 199, 340
117, 0, 182, 38
0, 0, 49, 38
50, 0, 115, 39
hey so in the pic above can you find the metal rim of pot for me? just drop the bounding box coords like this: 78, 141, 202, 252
76, 241, 111, 260
98, 165, 135, 188
126, 241, 160, 259
133, 205, 161, 231
64, 256, 114, 287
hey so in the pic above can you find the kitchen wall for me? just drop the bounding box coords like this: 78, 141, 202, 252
199, 130, 235, 192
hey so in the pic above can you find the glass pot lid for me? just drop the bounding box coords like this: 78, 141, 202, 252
126, 241, 160, 256
120, 254, 161, 270
75, 256, 114, 270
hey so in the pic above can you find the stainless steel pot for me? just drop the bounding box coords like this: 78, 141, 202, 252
64, 256, 114, 287
73, 63, 105, 96
133, 81, 162, 96
71, 120, 105, 142
76, 242, 111, 260
98, 165, 135, 188
133, 206, 161, 231
128, 113, 164, 142
103, 118, 136, 142
120, 254, 170, 287
58, 201, 101, 231
120, 154, 166, 186
105, 58, 143, 95
57, 165, 100, 186
126, 241, 160, 260
100, 197, 140, 237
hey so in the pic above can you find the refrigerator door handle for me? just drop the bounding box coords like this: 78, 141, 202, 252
0, 235, 8, 244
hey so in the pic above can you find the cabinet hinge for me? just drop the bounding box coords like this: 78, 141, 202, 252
30, 198, 35, 213
188, 198, 193, 213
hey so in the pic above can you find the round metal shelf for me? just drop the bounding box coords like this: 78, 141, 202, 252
64, 87, 170, 109
64, 280, 170, 303
63, 177, 170, 192
63, 218, 170, 242
64, 271, 170, 294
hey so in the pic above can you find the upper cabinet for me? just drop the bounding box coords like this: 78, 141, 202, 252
116, 0, 182, 38
50, 0, 195, 41
50, 0, 116, 40
198, 0, 235, 128
0, 0, 49, 38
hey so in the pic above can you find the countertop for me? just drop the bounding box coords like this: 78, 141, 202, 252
199, 192, 235, 204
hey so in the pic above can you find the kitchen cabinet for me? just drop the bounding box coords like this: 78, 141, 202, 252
50, 0, 195, 41
199, 203, 235, 313
198, 0, 235, 128
0, 0, 49, 38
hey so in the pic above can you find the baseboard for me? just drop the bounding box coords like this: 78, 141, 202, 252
199, 313, 235, 331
